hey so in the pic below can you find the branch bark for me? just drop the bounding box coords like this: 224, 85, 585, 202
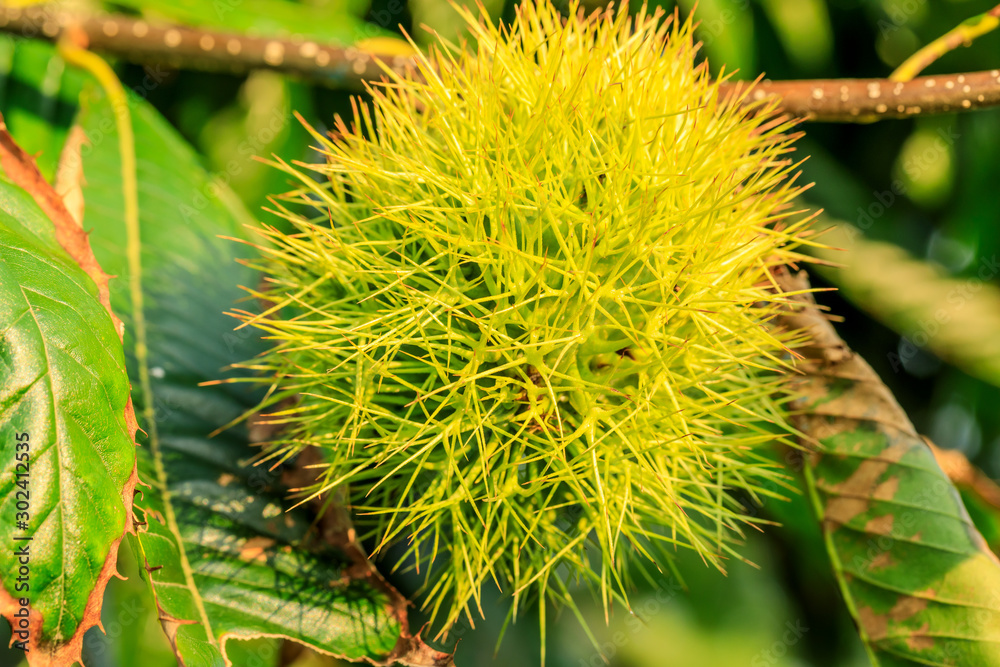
732, 70, 1000, 121
3, 4, 1000, 122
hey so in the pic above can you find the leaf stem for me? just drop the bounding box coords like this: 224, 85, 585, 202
891, 4, 1000, 82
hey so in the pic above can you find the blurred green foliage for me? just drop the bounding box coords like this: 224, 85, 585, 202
2, 0, 1000, 665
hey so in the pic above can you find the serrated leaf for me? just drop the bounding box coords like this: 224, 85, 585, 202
73, 81, 409, 664
0, 128, 138, 665
779, 269, 1000, 666
0, 37, 422, 666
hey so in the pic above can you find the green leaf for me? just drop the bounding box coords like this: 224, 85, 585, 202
0, 36, 84, 181
73, 81, 405, 664
0, 138, 137, 662
809, 221, 1000, 388
0, 37, 412, 665
109, 0, 391, 45
781, 271, 1000, 666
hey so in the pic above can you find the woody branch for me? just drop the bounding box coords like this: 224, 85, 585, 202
2, 3, 1000, 122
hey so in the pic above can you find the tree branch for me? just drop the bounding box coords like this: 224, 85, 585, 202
733, 70, 1000, 121
0, 3, 400, 86
3, 3, 1000, 122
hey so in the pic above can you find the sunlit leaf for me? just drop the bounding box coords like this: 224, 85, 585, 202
0, 129, 137, 665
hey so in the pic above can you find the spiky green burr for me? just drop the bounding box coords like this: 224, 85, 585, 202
235, 0, 812, 644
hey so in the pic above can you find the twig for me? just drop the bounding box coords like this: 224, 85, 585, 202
2, 4, 1000, 121
729, 71, 1000, 121
891, 4, 1000, 82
